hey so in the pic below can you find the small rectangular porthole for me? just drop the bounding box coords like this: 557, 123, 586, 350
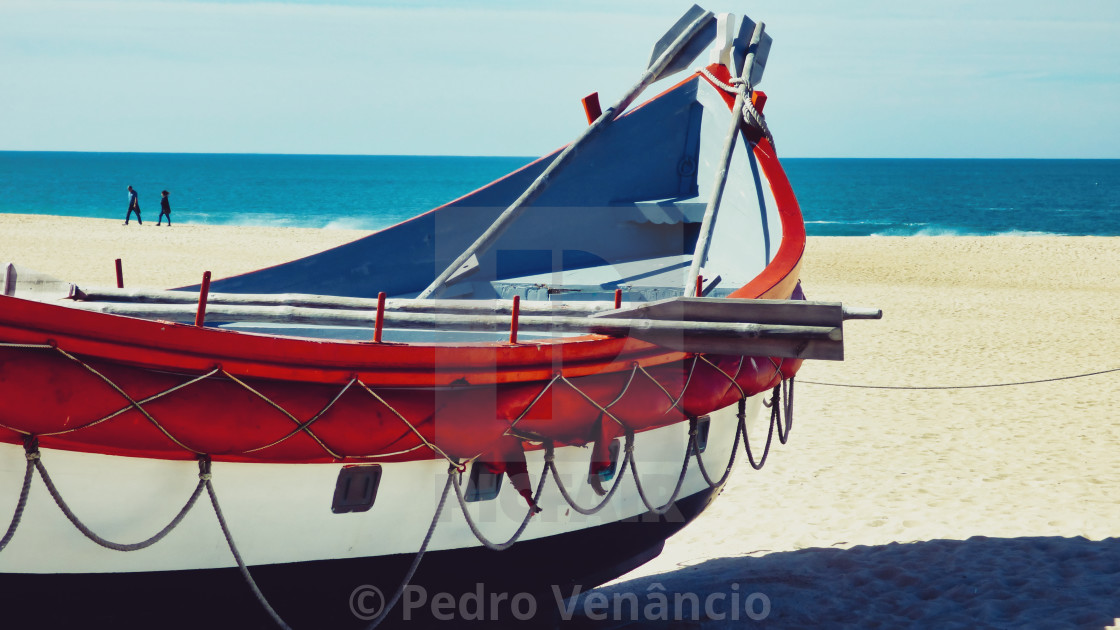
465, 462, 503, 502
331, 465, 382, 514
695, 415, 711, 453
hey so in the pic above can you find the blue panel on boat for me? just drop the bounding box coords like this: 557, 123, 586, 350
205, 80, 709, 299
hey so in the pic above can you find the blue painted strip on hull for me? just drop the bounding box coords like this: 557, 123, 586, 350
203, 81, 707, 299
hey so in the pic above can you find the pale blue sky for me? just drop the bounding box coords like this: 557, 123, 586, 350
2, 0, 1117, 158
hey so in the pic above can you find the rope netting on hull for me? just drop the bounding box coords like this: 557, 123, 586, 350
0, 339, 796, 463
0, 339, 797, 628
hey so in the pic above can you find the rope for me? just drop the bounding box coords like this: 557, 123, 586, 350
37, 368, 222, 437
556, 374, 630, 430
222, 369, 341, 459
356, 379, 457, 465
799, 367, 1120, 390
777, 377, 793, 445
626, 431, 693, 516
544, 442, 631, 516
203, 456, 292, 630
52, 346, 203, 454
363, 471, 454, 630
33, 448, 207, 552
244, 376, 358, 454
690, 414, 742, 488
503, 373, 564, 439
743, 378, 794, 469
698, 66, 775, 150
635, 356, 701, 415
0, 438, 36, 553
0, 336, 805, 625
451, 458, 547, 551
2, 332, 805, 629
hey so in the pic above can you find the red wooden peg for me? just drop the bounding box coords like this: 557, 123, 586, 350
581, 92, 602, 125
194, 271, 211, 327
509, 295, 521, 344
373, 292, 386, 342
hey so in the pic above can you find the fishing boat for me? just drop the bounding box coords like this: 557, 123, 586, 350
0, 7, 876, 627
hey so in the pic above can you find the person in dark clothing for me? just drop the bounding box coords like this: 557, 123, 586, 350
124, 185, 142, 225
158, 190, 171, 226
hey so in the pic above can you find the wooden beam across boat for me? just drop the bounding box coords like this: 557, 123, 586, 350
74, 287, 614, 316
64, 297, 848, 360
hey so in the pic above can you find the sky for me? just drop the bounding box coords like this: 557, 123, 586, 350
1, 0, 1118, 158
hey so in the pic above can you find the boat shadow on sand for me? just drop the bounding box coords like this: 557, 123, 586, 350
566, 535, 1120, 629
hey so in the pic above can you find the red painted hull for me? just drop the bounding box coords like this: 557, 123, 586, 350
0, 294, 801, 463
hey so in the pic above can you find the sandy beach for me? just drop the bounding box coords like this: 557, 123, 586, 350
3, 214, 1119, 627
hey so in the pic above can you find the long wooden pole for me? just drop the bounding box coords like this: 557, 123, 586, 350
68, 300, 837, 337
75, 287, 614, 317
685, 20, 765, 297
73, 287, 880, 322
67, 299, 840, 356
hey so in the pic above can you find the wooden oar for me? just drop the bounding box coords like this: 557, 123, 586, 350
66, 300, 843, 360
74, 287, 613, 317
417, 5, 717, 300
685, 19, 766, 297
74, 287, 880, 323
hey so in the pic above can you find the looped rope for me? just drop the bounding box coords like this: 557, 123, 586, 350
699, 66, 775, 151
690, 414, 742, 488
29, 449, 208, 552
799, 367, 1120, 390
362, 471, 454, 629
544, 441, 631, 516
743, 377, 795, 469
1, 336, 800, 628
0, 437, 38, 553
202, 455, 292, 630
451, 458, 547, 551
626, 430, 692, 516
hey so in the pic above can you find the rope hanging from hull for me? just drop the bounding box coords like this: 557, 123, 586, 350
0, 330, 799, 628
0, 377, 796, 628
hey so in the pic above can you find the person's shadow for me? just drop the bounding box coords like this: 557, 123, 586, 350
565, 535, 1120, 628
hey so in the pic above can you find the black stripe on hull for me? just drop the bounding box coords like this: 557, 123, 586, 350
1, 486, 723, 628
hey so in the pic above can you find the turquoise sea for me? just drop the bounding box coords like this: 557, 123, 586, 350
1, 152, 1118, 236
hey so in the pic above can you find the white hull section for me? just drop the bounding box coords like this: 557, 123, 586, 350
0, 396, 763, 574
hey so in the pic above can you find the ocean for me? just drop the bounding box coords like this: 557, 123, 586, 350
1, 152, 1118, 236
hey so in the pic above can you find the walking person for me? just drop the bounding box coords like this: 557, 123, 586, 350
124, 185, 142, 225
158, 190, 172, 226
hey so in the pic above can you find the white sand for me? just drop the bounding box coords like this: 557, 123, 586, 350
583, 236, 1120, 628
4, 217, 1119, 627
0, 213, 368, 290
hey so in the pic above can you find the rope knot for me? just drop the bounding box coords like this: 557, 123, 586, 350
21, 435, 40, 460
197, 454, 212, 480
